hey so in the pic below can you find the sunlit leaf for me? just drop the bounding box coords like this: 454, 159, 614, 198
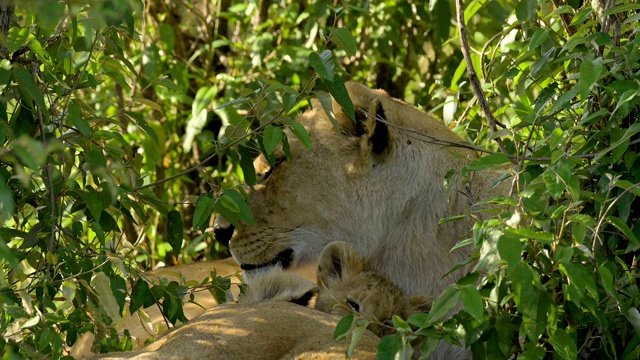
309, 50, 335, 82
333, 313, 355, 340
91, 272, 121, 325
291, 122, 312, 150
193, 195, 214, 230
167, 210, 184, 254
332, 28, 356, 56
461, 285, 484, 322
579, 60, 604, 99
263, 124, 284, 155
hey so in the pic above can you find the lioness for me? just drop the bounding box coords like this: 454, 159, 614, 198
215, 82, 505, 359
216, 82, 508, 298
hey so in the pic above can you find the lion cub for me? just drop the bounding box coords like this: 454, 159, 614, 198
244, 241, 433, 337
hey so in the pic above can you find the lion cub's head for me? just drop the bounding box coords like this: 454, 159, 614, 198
245, 241, 433, 338
315, 241, 433, 337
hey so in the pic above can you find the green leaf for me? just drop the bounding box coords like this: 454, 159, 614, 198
316, 90, 341, 131
548, 127, 564, 150
612, 90, 637, 115
193, 195, 214, 230
548, 86, 579, 115
497, 235, 522, 270
529, 28, 549, 50
14, 68, 49, 116
515, 0, 537, 22
464, 153, 510, 173
6, 27, 31, 54
542, 169, 563, 200
598, 266, 613, 293
328, 77, 355, 121
434, 0, 452, 46
291, 122, 312, 150
167, 210, 184, 254
216, 189, 254, 225
152, 78, 184, 93
347, 320, 370, 358
570, 7, 593, 25
67, 102, 91, 138
628, 308, 640, 336
20, 315, 40, 329
85, 190, 110, 221
549, 329, 577, 360
263, 125, 284, 155
464, 0, 483, 24
460, 285, 484, 322
426, 285, 460, 323
0, 241, 19, 268
220, 194, 240, 213
238, 145, 257, 186
608, 216, 639, 246
523, 289, 551, 342
333, 313, 355, 340
309, 50, 335, 82
613, 179, 640, 197
376, 335, 400, 360
129, 279, 150, 313
91, 272, 121, 324
602, 3, 640, 16
332, 28, 357, 56
579, 60, 604, 99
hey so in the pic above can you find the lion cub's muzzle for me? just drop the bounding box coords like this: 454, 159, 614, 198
240, 248, 294, 271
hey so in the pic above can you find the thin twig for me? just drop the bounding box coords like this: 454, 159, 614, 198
454, 0, 508, 156
363, 109, 640, 162
32, 59, 57, 283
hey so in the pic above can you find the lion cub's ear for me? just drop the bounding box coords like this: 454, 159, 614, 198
317, 241, 365, 285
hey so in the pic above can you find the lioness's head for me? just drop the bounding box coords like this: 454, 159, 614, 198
215, 82, 484, 295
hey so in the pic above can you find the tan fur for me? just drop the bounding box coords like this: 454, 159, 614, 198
90, 301, 380, 360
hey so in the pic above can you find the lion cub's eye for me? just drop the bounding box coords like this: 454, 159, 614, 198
346, 299, 360, 312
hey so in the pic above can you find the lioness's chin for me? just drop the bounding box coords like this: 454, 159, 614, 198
235, 247, 294, 271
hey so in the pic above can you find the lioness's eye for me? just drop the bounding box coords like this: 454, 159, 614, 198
346, 299, 360, 312
262, 158, 284, 180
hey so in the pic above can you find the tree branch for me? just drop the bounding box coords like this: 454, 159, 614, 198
454, 0, 509, 156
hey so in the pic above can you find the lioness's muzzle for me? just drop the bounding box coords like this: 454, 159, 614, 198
240, 248, 294, 271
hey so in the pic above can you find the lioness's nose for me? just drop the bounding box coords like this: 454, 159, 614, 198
213, 216, 234, 248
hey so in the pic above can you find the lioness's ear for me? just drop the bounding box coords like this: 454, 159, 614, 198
407, 294, 434, 314
317, 241, 364, 284
355, 99, 390, 157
